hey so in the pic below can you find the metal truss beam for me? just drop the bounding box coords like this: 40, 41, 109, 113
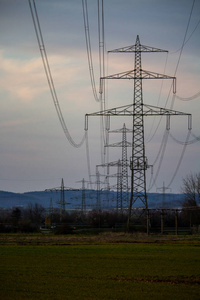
85, 103, 192, 130
108, 42, 168, 53
85, 35, 191, 225
101, 70, 176, 93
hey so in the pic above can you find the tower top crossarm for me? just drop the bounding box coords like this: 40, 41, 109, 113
108, 35, 168, 54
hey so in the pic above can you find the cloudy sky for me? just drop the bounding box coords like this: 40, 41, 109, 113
0, 0, 199, 194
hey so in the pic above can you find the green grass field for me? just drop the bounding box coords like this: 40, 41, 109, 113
0, 233, 200, 299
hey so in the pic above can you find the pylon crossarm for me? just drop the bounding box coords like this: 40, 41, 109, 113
96, 160, 120, 168
85, 103, 190, 124
143, 104, 191, 117
109, 127, 132, 133
85, 103, 133, 118
141, 70, 175, 80
45, 188, 79, 192
101, 69, 176, 93
108, 44, 168, 53
101, 70, 136, 80
85, 104, 134, 130
85, 103, 191, 131
106, 141, 132, 147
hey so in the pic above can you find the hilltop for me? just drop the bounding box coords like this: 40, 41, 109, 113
0, 190, 185, 210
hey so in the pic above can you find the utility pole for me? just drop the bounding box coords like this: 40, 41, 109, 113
85, 36, 192, 230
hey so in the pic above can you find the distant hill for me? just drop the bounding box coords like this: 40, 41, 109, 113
0, 190, 185, 210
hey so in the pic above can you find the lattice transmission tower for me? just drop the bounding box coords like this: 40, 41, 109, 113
85, 35, 191, 226
45, 178, 79, 221
107, 123, 131, 208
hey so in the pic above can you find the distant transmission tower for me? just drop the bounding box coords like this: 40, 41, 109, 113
107, 123, 131, 207
45, 178, 79, 221
81, 178, 86, 214
96, 171, 101, 210
85, 35, 192, 228
157, 182, 171, 209
116, 159, 122, 212
96, 123, 131, 211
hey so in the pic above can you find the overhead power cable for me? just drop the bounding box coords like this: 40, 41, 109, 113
146, 53, 169, 143
191, 131, 200, 141
148, 130, 169, 191
149, 0, 196, 190
85, 130, 93, 189
170, 0, 196, 109
82, 0, 108, 170
175, 90, 200, 101
167, 130, 191, 188
171, 15, 200, 54
98, 0, 107, 164
82, 0, 100, 102
169, 131, 200, 145
29, 0, 85, 148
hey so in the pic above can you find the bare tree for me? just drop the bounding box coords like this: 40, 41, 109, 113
181, 172, 200, 207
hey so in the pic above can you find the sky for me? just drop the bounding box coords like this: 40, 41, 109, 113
0, 0, 199, 194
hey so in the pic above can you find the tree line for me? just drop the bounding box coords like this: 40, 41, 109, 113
0, 172, 199, 234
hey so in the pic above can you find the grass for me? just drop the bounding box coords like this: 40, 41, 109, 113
0, 233, 200, 299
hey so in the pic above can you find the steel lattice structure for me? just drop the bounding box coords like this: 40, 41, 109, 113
116, 159, 122, 212
85, 35, 192, 226
107, 123, 131, 208
45, 178, 79, 221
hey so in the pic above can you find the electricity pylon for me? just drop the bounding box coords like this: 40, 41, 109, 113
76, 178, 90, 214
96, 171, 101, 210
45, 178, 79, 221
85, 35, 192, 227
116, 159, 122, 212
157, 182, 171, 209
107, 123, 131, 207
97, 123, 131, 211
80, 178, 86, 214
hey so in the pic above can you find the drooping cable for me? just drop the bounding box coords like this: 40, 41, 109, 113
148, 0, 196, 190
85, 130, 93, 189
191, 131, 200, 141
171, 16, 200, 54
29, 0, 85, 148
146, 53, 169, 143
170, 0, 196, 109
169, 131, 200, 145
148, 130, 169, 191
176, 90, 200, 101
167, 130, 191, 188
98, 0, 107, 164
172, 6, 200, 103
82, 0, 99, 102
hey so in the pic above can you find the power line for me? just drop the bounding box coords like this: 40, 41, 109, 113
85, 130, 93, 189
170, 0, 196, 109
169, 131, 200, 145
146, 53, 169, 143
167, 130, 191, 188
82, 0, 99, 102
149, 0, 197, 189
148, 130, 169, 191
175, 91, 200, 101
29, 0, 85, 148
170, 12, 200, 54
82, 0, 107, 166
